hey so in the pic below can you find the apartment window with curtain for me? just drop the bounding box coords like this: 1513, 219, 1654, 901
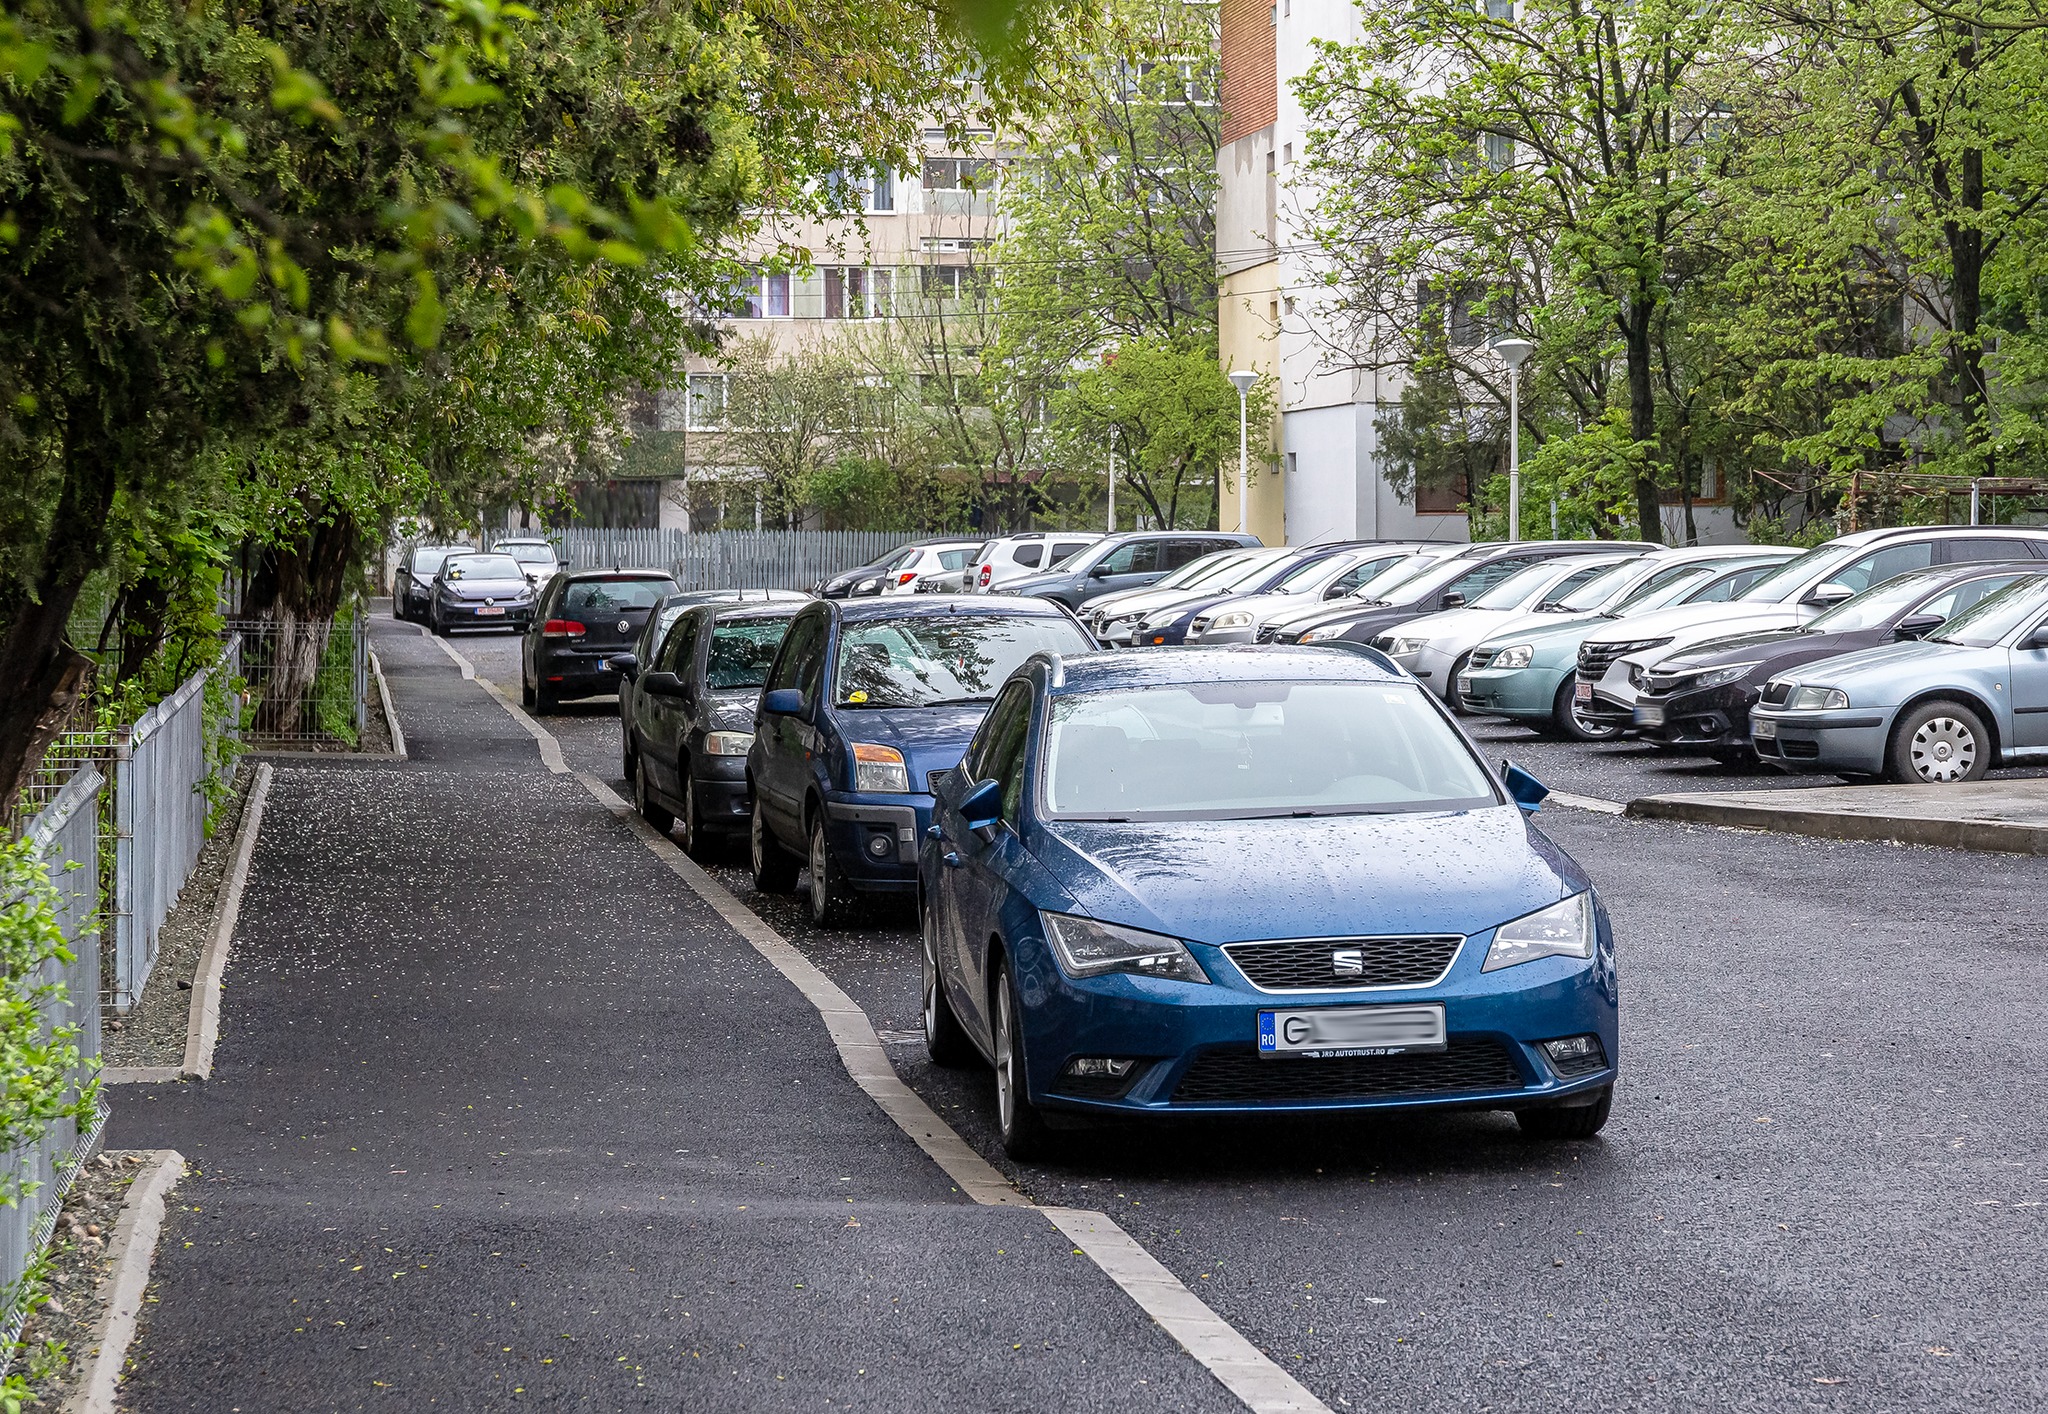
685, 373, 728, 429
823, 267, 896, 319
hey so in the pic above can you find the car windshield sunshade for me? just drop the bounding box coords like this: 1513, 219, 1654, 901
707, 618, 794, 690
835, 616, 1087, 708
1043, 680, 1500, 820
563, 578, 678, 612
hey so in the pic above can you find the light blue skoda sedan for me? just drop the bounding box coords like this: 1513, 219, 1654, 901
1750, 573, 2048, 782
917, 646, 1618, 1158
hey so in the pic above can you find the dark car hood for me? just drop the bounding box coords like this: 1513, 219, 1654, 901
1087, 585, 1203, 619
1288, 604, 1418, 640
703, 691, 761, 734
836, 702, 991, 784
442, 577, 530, 601
1030, 806, 1577, 944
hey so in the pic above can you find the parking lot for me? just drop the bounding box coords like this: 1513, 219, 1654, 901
445, 623, 2048, 1411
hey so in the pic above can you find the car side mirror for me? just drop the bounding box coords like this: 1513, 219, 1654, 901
960, 777, 1004, 843
1090, 563, 1114, 578
1894, 612, 1945, 641
1501, 760, 1550, 814
612, 652, 640, 681
1803, 581, 1854, 607
643, 670, 692, 697
1440, 592, 1465, 609
2027, 623, 2048, 650
761, 687, 804, 716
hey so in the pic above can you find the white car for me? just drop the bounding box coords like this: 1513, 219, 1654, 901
1575, 526, 2048, 732
882, 540, 984, 594
1185, 543, 1433, 644
967, 532, 1102, 593
495, 537, 561, 589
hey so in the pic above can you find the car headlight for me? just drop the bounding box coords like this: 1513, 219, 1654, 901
1040, 912, 1210, 984
1482, 892, 1596, 973
1385, 637, 1429, 656
1491, 644, 1534, 669
1210, 610, 1254, 630
1301, 624, 1350, 643
851, 742, 910, 792
1786, 684, 1849, 711
703, 731, 754, 757
1688, 662, 1757, 690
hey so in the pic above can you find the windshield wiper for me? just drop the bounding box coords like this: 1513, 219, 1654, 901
924, 695, 996, 707
839, 697, 919, 709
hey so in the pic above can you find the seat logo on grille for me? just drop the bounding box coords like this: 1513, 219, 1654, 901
1331, 948, 1365, 976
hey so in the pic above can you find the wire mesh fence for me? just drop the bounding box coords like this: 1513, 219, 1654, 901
552, 528, 908, 591
226, 601, 369, 747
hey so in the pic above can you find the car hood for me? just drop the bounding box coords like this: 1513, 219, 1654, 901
1475, 612, 1606, 655
1583, 602, 1804, 646
1001, 570, 1081, 595
442, 577, 530, 600
1772, 638, 1987, 691
1384, 604, 1530, 649
1088, 585, 1201, 620
1030, 806, 1580, 944
835, 703, 990, 783
704, 691, 760, 734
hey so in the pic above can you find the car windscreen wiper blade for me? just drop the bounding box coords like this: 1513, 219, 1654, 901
839, 697, 920, 709
923, 695, 996, 707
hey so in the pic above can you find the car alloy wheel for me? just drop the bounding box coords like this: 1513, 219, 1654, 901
634, 758, 673, 833
921, 903, 973, 1067
1552, 678, 1621, 742
750, 801, 800, 894
1893, 700, 1989, 784
808, 814, 852, 926
677, 771, 707, 861
991, 960, 1051, 1160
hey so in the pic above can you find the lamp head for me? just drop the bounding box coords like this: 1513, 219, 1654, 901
1489, 337, 1536, 370
1227, 369, 1259, 396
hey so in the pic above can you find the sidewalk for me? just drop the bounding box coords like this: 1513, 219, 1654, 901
104, 620, 1234, 1413
1628, 777, 2048, 855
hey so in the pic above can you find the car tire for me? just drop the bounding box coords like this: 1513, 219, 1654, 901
1887, 699, 1991, 784
676, 769, 710, 861
533, 682, 557, 715
521, 675, 535, 710
1550, 677, 1622, 741
1516, 1085, 1612, 1140
921, 901, 975, 1068
750, 800, 801, 894
634, 758, 673, 834
991, 956, 1052, 1161
622, 731, 638, 786
431, 606, 448, 637
807, 812, 855, 927
1447, 653, 1475, 715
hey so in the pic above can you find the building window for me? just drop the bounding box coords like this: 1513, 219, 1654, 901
922, 156, 996, 192
1486, 0, 1514, 16
686, 373, 728, 429
735, 269, 792, 319
1484, 132, 1514, 171
869, 168, 895, 212
823, 267, 896, 319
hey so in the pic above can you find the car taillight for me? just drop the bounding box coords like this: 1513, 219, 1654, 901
543, 619, 586, 638
978, 564, 992, 587
897, 572, 917, 585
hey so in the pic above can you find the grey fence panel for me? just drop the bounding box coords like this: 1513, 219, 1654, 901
553, 529, 907, 591
226, 607, 369, 748
3, 767, 107, 1356
108, 658, 219, 1010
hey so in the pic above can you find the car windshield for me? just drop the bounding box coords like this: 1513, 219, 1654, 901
1043, 680, 1500, 820
1160, 552, 1253, 590
1612, 564, 1718, 613
1211, 553, 1296, 591
562, 578, 678, 611
1926, 576, 2048, 647
1361, 557, 1467, 605
938, 548, 975, 571
1471, 561, 1577, 611
1271, 553, 1350, 592
836, 615, 1090, 708
502, 544, 556, 565
1806, 569, 1969, 633
412, 547, 466, 573
1736, 541, 1863, 603
443, 555, 522, 580
1350, 555, 1444, 601
1553, 561, 1644, 612
707, 617, 794, 690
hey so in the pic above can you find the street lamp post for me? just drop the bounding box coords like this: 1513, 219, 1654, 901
1490, 337, 1536, 541
1227, 369, 1258, 535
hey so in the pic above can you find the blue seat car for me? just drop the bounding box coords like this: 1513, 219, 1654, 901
748, 597, 1098, 925
919, 645, 1618, 1158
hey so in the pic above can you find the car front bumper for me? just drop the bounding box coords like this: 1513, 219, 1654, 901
1459, 664, 1570, 719
1014, 930, 1618, 1116
1748, 705, 1892, 774
820, 791, 934, 893
1632, 684, 1755, 749
689, 754, 753, 833
436, 601, 532, 629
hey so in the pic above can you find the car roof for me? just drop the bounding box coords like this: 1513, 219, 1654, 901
493, 536, 553, 545
1046, 644, 1403, 693
830, 596, 1078, 623
1833, 525, 2048, 545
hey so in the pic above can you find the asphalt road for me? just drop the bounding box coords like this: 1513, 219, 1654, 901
116, 618, 2048, 1412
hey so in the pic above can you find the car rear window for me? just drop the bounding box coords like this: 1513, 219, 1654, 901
939, 548, 975, 571
562, 578, 679, 612
835, 614, 1092, 708
503, 544, 557, 565
1012, 544, 1044, 567
707, 617, 794, 690
1043, 680, 1499, 820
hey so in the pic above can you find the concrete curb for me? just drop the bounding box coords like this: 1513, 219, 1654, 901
370, 648, 406, 760
102, 764, 273, 1085
63, 1150, 185, 1414
1627, 791, 2048, 855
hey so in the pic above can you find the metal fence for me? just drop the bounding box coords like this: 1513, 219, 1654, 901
227, 605, 369, 747
553, 529, 908, 591
2, 767, 108, 1359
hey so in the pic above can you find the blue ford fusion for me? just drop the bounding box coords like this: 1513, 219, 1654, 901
748, 597, 1097, 926
918, 645, 1617, 1157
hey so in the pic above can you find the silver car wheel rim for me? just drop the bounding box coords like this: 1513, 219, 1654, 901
921, 919, 940, 1040
994, 983, 1015, 1132
1910, 717, 1977, 782
680, 777, 695, 849
810, 823, 828, 913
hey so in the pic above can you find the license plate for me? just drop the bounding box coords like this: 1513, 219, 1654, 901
1754, 717, 1777, 739
1574, 679, 1593, 703
1634, 704, 1665, 726
1456, 675, 1474, 695
1257, 1004, 1446, 1058
476, 605, 506, 616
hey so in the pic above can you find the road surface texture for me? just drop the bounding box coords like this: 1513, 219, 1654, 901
118, 618, 2048, 1412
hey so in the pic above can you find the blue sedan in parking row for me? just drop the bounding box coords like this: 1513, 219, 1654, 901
919, 646, 1617, 1157
1751, 574, 2048, 782
748, 597, 1098, 925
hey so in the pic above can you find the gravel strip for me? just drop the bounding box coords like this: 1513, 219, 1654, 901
101, 765, 255, 1070
6, 1152, 145, 1411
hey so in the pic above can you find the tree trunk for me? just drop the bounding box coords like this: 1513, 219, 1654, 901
1946, 141, 1988, 468
1624, 304, 1664, 544
239, 511, 360, 737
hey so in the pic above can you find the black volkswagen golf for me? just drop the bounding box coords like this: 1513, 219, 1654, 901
521, 568, 679, 713
620, 602, 797, 856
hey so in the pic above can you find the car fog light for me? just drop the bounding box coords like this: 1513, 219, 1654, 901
865, 832, 893, 858
1542, 1034, 1602, 1063
1063, 1057, 1137, 1078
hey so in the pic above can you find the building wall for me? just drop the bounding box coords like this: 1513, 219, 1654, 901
1220, 262, 1284, 544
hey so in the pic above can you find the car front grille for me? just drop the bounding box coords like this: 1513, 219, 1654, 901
1759, 680, 1792, 706
1255, 625, 1284, 644
1578, 637, 1671, 678
1171, 1039, 1524, 1105
1222, 936, 1462, 991
1466, 648, 1497, 672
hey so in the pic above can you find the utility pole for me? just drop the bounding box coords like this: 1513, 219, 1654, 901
1227, 370, 1258, 536
1490, 338, 1536, 541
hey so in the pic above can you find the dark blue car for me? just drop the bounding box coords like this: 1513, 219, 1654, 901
748, 597, 1098, 925
918, 645, 1618, 1158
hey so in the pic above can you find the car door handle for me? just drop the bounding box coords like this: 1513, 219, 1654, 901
942, 852, 962, 868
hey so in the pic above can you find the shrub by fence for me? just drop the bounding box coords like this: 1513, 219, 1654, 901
226, 598, 369, 747
551, 529, 908, 591
1, 768, 106, 1373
